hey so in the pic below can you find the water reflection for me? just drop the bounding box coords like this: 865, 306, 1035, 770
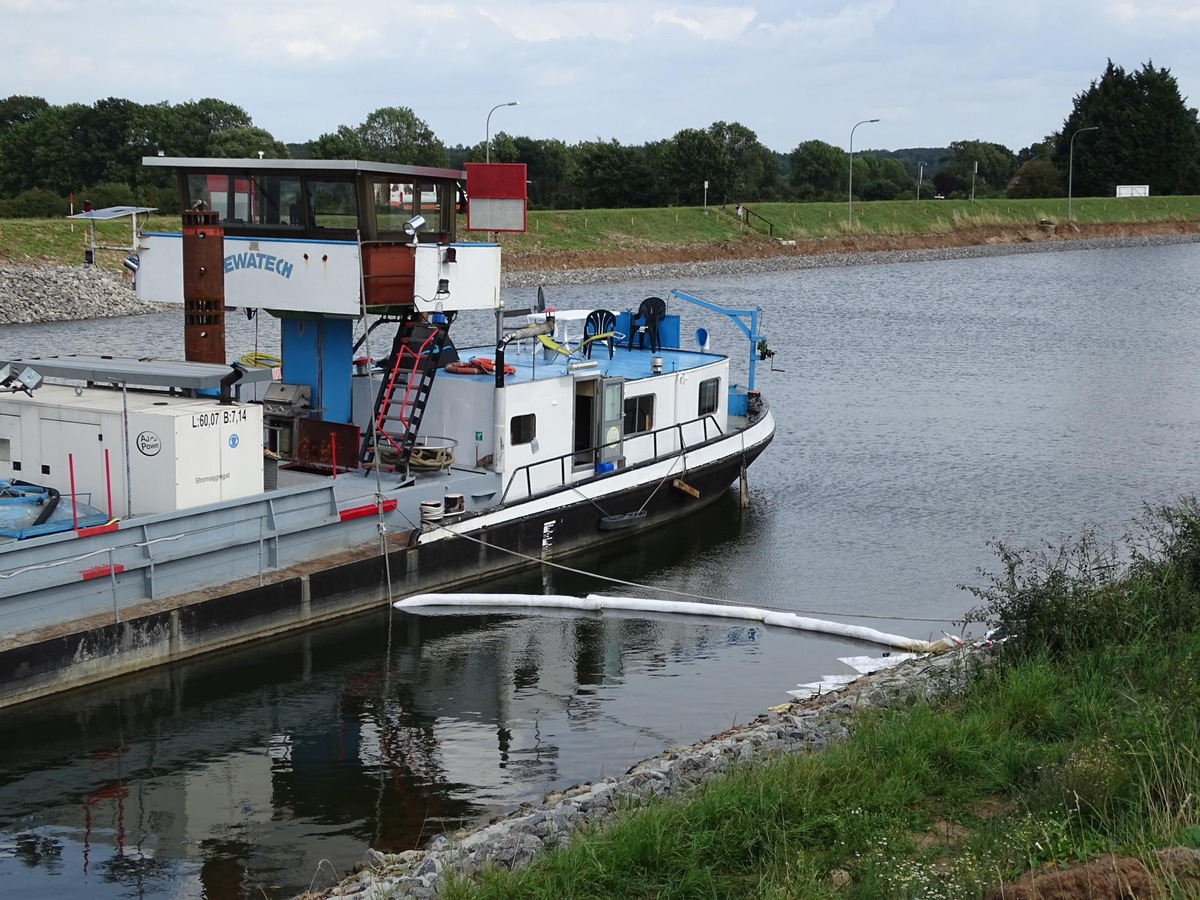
0, 493, 862, 899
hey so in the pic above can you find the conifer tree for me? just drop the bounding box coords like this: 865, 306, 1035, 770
1056, 60, 1200, 196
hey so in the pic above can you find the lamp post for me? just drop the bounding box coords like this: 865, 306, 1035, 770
1068, 125, 1098, 221
917, 161, 926, 201
848, 118, 879, 227
486, 101, 519, 163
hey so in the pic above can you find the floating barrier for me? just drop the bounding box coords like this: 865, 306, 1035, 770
393, 592, 961, 654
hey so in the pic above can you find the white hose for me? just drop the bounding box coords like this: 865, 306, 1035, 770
393, 592, 961, 654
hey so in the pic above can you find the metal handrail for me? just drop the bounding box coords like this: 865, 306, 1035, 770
499, 413, 725, 504
722, 197, 775, 237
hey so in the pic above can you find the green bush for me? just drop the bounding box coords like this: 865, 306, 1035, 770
78, 181, 136, 210
963, 498, 1200, 659
138, 184, 179, 215
0, 188, 70, 218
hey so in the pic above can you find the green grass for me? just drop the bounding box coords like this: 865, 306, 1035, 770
5, 196, 1200, 270
0, 214, 178, 268
502, 195, 1200, 252
746, 195, 1200, 238
434, 499, 1200, 899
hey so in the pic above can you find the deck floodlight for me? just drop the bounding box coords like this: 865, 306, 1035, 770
0, 364, 13, 387
403, 215, 426, 239
15, 367, 43, 394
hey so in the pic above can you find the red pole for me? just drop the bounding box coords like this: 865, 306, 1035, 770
68, 453, 79, 530
104, 448, 113, 519
331, 434, 337, 479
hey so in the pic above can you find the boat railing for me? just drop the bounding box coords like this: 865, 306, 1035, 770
499, 413, 725, 504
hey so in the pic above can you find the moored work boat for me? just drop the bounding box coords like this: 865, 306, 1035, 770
0, 156, 775, 708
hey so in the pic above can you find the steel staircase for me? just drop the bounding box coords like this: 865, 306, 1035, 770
360, 313, 449, 473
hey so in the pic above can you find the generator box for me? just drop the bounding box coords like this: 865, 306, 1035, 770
0, 384, 263, 518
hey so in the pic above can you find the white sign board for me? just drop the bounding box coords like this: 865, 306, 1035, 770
467, 198, 526, 232
1116, 185, 1150, 197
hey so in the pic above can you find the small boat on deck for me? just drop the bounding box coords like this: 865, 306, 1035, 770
0, 155, 775, 708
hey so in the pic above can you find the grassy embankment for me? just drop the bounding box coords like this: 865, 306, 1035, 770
435, 502, 1200, 899
3, 196, 1200, 271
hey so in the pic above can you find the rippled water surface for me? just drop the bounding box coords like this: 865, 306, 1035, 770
2, 243, 1200, 898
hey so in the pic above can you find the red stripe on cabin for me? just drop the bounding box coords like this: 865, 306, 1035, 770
76, 522, 120, 538
338, 499, 398, 521
81, 564, 124, 580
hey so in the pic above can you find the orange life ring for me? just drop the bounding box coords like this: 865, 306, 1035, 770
446, 361, 486, 375
468, 357, 516, 375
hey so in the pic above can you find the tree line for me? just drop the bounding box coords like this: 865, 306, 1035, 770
1, 60, 1196, 218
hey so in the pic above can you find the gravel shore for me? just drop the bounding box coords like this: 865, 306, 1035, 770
2, 233, 1198, 327
0, 264, 163, 325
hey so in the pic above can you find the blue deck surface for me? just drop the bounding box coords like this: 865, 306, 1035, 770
449, 342, 719, 385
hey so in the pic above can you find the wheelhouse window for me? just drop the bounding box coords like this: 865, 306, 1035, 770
375, 180, 419, 233
188, 173, 252, 222
623, 395, 654, 434
698, 377, 720, 416
186, 173, 302, 227
186, 172, 356, 233
511, 413, 536, 445
308, 178, 357, 230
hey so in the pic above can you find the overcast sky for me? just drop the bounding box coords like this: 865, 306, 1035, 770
3, 0, 1198, 155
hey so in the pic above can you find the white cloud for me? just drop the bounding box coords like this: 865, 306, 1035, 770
477, 2, 757, 44
1104, 0, 1200, 25
652, 7, 757, 40
477, 3, 639, 42
765, 0, 894, 47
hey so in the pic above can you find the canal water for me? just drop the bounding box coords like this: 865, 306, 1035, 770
2, 241, 1199, 898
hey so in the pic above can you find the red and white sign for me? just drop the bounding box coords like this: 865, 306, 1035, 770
466, 162, 528, 233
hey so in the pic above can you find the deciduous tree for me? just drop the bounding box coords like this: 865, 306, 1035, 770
569, 139, 651, 208
358, 106, 447, 167
309, 125, 368, 160
208, 126, 289, 159
941, 140, 1017, 198
1007, 159, 1063, 198
662, 128, 728, 205
788, 139, 844, 199
0, 95, 48, 132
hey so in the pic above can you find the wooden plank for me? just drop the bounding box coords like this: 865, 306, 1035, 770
672, 478, 700, 499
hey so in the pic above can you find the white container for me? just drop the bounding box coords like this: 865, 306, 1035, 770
0, 385, 264, 518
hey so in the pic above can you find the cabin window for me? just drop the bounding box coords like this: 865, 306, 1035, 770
0, 438, 8, 462
623, 395, 654, 434
698, 377, 720, 416
189, 173, 252, 223
308, 178, 358, 229
511, 413, 536, 445
376, 181, 420, 233
248, 175, 302, 227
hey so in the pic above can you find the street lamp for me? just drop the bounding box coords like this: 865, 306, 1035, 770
917, 161, 926, 201
848, 118, 879, 227
1068, 125, 1099, 222
486, 101, 519, 163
